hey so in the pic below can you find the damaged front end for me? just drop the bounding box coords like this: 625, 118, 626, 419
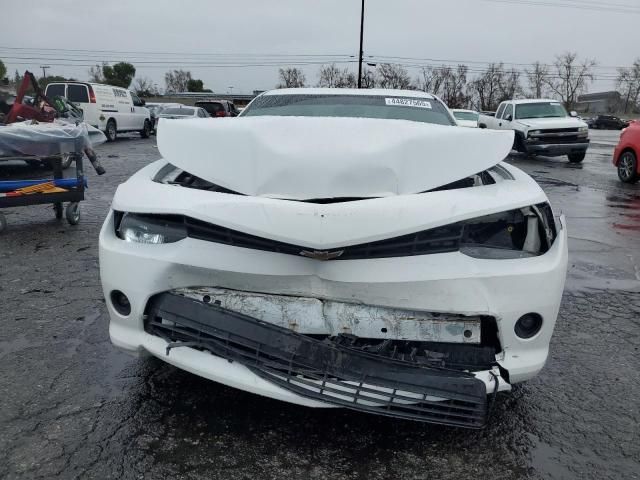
145, 292, 498, 428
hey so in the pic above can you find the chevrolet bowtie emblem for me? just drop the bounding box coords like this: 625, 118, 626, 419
299, 249, 345, 261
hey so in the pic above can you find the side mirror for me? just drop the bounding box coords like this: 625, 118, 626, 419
570, 110, 577, 117
505, 114, 513, 122
478, 123, 487, 129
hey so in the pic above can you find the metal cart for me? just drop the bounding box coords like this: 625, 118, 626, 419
0, 124, 97, 233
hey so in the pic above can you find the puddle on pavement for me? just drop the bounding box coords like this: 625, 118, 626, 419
543, 183, 640, 291
606, 192, 640, 232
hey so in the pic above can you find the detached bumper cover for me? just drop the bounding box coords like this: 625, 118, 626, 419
146, 292, 492, 428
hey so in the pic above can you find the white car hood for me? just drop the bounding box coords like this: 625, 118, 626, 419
515, 117, 587, 129
157, 116, 514, 200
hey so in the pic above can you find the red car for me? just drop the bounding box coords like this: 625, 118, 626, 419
613, 120, 640, 183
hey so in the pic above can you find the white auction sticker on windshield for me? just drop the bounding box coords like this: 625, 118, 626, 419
385, 98, 432, 109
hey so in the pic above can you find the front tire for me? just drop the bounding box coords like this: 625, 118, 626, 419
105, 119, 117, 142
568, 152, 586, 163
140, 120, 151, 138
617, 151, 639, 184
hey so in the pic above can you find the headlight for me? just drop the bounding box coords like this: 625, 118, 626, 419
459, 203, 557, 259
528, 130, 541, 137
116, 212, 187, 244
578, 126, 588, 133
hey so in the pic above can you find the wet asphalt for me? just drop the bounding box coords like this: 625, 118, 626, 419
0, 131, 638, 480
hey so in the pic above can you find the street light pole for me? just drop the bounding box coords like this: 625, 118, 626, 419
357, 0, 365, 88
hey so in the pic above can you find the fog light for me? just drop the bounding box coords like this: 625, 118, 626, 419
110, 290, 131, 316
515, 313, 542, 339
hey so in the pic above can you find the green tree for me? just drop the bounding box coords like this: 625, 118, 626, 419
102, 62, 136, 88
39, 75, 76, 88
0, 59, 7, 83
12, 69, 22, 89
187, 78, 205, 92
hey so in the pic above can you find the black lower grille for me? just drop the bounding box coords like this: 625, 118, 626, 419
534, 136, 582, 144
145, 293, 490, 428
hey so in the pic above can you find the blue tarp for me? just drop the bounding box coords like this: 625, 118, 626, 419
0, 178, 87, 192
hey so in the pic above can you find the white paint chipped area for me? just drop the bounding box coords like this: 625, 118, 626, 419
174, 287, 481, 343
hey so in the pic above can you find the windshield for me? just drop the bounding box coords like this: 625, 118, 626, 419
162, 107, 194, 115
515, 102, 568, 119
242, 94, 455, 126
453, 111, 479, 121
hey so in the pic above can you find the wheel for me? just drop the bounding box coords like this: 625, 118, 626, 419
65, 202, 81, 225
0, 213, 6, 233
617, 151, 639, 184
54, 202, 63, 219
60, 153, 73, 169
568, 152, 586, 163
140, 120, 151, 138
105, 120, 117, 142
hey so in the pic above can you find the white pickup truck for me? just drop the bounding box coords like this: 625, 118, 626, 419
478, 99, 589, 163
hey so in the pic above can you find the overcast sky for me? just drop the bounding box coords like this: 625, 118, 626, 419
2, 0, 638, 94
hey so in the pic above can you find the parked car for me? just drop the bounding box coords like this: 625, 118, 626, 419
451, 109, 479, 128
144, 103, 184, 131
156, 106, 209, 120
613, 120, 640, 183
195, 99, 240, 117
100, 88, 567, 428
590, 115, 629, 130
478, 99, 589, 163
45, 82, 151, 141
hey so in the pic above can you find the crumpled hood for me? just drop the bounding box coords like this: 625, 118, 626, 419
515, 117, 587, 129
157, 116, 514, 200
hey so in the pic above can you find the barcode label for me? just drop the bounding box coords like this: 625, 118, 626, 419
385, 98, 432, 109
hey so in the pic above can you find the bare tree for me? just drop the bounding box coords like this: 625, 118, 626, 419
88, 64, 105, 83
468, 63, 505, 111
499, 67, 522, 102
525, 61, 549, 98
317, 64, 357, 88
277, 67, 307, 88
376, 63, 412, 89
337, 71, 357, 88
616, 59, 640, 114
133, 77, 158, 97
164, 69, 193, 93
546, 52, 596, 110
360, 68, 377, 88
416, 66, 447, 97
317, 64, 342, 87
442, 65, 470, 108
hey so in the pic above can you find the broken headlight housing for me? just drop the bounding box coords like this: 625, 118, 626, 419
116, 213, 186, 244
459, 204, 557, 259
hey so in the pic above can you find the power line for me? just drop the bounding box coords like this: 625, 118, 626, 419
0, 45, 354, 58
5, 60, 358, 69
473, 0, 640, 14
369, 55, 623, 71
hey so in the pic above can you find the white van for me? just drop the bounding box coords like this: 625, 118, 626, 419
45, 82, 151, 141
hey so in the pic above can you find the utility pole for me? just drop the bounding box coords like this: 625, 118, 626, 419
357, 0, 365, 88
40, 65, 50, 80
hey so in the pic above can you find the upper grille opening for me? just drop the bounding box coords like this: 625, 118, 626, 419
153, 163, 509, 202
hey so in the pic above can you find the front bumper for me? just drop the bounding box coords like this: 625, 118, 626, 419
524, 140, 589, 157
100, 200, 568, 419
146, 292, 492, 427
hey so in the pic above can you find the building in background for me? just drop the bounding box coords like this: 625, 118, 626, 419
576, 91, 623, 115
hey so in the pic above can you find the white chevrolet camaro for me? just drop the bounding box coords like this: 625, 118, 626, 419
99, 88, 567, 428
